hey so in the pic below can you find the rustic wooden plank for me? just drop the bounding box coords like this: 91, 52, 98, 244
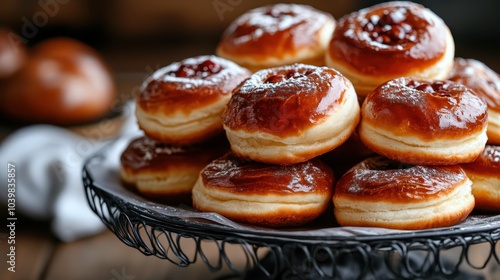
43, 229, 252, 280
0, 221, 56, 280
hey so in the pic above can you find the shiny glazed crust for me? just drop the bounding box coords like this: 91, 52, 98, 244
136, 55, 251, 144
216, 3, 335, 71
325, 1, 454, 96
333, 157, 475, 229
222, 64, 360, 165
120, 136, 229, 201
461, 145, 500, 212
447, 58, 500, 144
359, 78, 488, 165
192, 153, 334, 227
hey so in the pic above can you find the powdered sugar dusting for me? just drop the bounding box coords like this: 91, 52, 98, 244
484, 145, 500, 163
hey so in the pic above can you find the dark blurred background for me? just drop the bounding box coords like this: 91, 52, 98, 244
1, 3, 499, 279
1, 0, 499, 73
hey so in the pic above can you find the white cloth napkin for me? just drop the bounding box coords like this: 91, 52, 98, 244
0, 102, 139, 242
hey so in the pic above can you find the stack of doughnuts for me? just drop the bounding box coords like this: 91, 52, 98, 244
335, 77, 488, 229
328, 1, 499, 228
192, 63, 358, 227
120, 55, 250, 202
121, 1, 500, 229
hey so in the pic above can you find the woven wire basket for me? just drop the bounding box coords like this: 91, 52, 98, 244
83, 137, 500, 279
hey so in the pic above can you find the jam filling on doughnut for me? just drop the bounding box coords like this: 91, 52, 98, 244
329, 2, 449, 76
137, 55, 251, 113
361, 8, 417, 45
168, 59, 222, 79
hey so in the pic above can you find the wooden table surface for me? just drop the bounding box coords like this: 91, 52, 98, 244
1, 43, 500, 280
0, 216, 253, 280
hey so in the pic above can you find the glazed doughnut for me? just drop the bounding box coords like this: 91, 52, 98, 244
216, 4, 335, 72
461, 145, 500, 212
120, 136, 229, 203
192, 153, 334, 227
0, 37, 116, 125
222, 64, 360, 165
326, 1, 454, 97
447, 58, 500, 144
333, 156, 475, 230
359, 77, 488, 165
136, 55, 251, 145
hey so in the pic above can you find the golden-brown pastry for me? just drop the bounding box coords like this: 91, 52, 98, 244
222, 63, 360, 165
333, 156, 475, 230
120, 136, 229, 203
359, 78, 488, 165
326, 1, 455, 97
216, 3, 335, 71
448, 58, 500, 144
461, 145, 500, 212
136, 55, 251, 145
0, 37, 116, 125
192, 153, 334, 227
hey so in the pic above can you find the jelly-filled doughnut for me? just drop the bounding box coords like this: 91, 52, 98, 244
448, 58, 500, 144
192, 153, 334, 227
216, 4, 335, 71
461, 145, 500, 212
326, 1, 454, 97
333, 156, 475, 230
120, 136, 229, 203
222, 63, 360, 165
359, 77, 488, 165
136, 55, 251, 145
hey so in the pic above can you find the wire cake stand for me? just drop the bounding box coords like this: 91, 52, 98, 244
82, 136, 500, 279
